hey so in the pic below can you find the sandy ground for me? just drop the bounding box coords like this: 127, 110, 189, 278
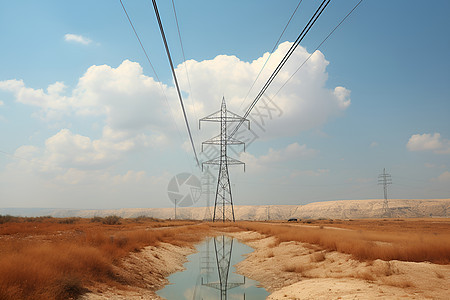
81, 242, 196, 300
81, 230, 450, 299
230, 231, 450, 300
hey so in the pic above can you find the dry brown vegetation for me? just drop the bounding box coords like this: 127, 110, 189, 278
1, 216, 449, 299
236, 219, 450, 264
0, 216, 209, 300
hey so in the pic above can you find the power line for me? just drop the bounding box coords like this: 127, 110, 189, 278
239, 0, 304, 109
230, 0, 332, 138
119, 0, 186, 164
271, 0, 365, 100
151, 0, 200, 167
171, 0, 198, 123
170, 0, 201, 154
119, 0, 160, 82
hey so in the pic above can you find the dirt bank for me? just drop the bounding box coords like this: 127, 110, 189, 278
81, 242, 196, 300
231, 231, 450, 299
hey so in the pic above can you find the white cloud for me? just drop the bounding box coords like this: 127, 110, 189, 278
1, 43, 350, 142
258, 142, 317, 164
14, 127, 168, 172
0, 79, 71, 120
64, 33, 92, 45
0, 44, 349, 200
407, 133, 450, 154
432, 171, 450, 183
240, 142, 317, 173
178, 42, 351, 139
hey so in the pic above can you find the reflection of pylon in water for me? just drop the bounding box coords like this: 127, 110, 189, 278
202, 235, 244, 300
200, 97, 249, 222
200, 237, 214, 284
202, 166, 215, 221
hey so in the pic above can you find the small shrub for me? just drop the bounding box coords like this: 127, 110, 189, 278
0, 215, 16, 224
90, 216, 103, 223
58, 218, 78, 224
102, 215, 121, 225
54, 275, 86, 300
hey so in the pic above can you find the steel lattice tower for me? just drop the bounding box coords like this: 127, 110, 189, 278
200, 97, 249, 222
202, 235, 245, 299
378, 168, 392, 218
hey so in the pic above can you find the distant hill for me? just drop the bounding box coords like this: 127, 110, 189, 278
2, 199, 449, 220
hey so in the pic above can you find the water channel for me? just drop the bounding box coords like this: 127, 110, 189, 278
157, 235, 269, 300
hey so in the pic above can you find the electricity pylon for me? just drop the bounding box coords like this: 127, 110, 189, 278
200, 97, 249, 222
202, 235, 245, 300
378, 168, 392, 218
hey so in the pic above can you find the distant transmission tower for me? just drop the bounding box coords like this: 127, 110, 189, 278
378, 168, 392, 218
200, 97, 249, 222
202, 166, 215, 221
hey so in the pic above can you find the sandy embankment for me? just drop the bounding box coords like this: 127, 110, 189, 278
81, 242, 196, 300
231, 231, 450, 300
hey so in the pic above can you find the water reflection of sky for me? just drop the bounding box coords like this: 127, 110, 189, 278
157, 236, 269, 300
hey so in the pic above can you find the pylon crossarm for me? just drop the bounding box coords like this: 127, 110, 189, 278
200, 110, 222, 122
226, 156, 245, 166
226, 136, 245, 146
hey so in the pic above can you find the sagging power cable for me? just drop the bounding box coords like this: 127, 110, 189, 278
240, 0, 304, 109
271, 0, 365, 101
230, 0, 331, 138
151, 0, 200, 167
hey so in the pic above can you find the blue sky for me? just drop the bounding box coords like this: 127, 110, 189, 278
0, 0, 449, 209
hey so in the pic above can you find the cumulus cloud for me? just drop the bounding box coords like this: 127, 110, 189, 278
258, 142, 317, 164
240, 142, 317, 173
407, 133, 450, 154
0, 79, 71, 120
432, 171, 450, 183
64, 33, 92, 45
12, 127, 168, 173
0, 43, 349, 182
178, 42, 351, 139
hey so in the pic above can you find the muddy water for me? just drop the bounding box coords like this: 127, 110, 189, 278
157, 236, 269, 300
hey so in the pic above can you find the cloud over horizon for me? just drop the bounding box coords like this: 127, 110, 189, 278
0, 42, 351, 208
64, 33, 92, 45
407, 133, 450, 154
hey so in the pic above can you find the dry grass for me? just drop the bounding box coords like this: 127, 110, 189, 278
236, 219, 450, 264
0, 217, 210, 300
1, 217, 448, 299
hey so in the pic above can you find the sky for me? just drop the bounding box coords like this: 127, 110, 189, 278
0, 0, 449, 210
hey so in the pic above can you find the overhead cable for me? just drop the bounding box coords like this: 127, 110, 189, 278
119, 0, 186, 163
271, 0, 365, 100
171, 0, 198, 122
230, 0, 331, 138
240, 0, 303, 109
119, 0, 160, 82
151, 0, 200, 167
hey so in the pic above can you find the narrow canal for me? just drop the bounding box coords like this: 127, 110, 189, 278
157, 235, 269, 299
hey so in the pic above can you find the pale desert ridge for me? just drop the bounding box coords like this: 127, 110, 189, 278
13, 198, 450, 220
